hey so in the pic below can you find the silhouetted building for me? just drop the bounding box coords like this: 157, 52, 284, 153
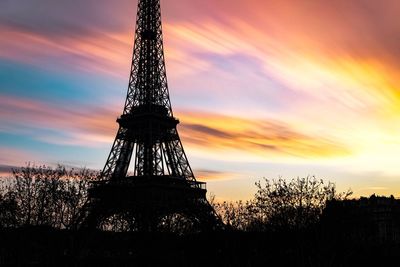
323, 195, 400, 243
76, 0, 221, 231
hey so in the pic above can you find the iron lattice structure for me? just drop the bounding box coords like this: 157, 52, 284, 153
80, 0, 221, 231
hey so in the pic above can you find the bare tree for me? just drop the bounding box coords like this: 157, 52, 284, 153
212, 200, 253, 231
0, 164, 98, 229
1, 167, 351, 233
0, 188, 18, 228
210, 176, 351, 232
251, 176, 352, 231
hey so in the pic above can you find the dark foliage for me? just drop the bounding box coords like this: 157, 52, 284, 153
213, 176, 352, 231
1, 165, 352, 234
0, 164, 97, 229
1, 167, 397, 266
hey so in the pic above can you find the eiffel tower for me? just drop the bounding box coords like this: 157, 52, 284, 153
80, 0, 221, 231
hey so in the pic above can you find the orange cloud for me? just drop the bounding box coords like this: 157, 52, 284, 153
0, 95, 350, 160
161, 16, 400, 168
194, 169, 236, 181
178, 111, 350, 160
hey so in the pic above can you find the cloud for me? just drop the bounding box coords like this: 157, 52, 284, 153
0, 94, 118, 147
0, 165, 12, 173
2, 0, 400, 119
2, 0, 400, 77
0, 0, 135, 36
194, 169, 235, 181
0, 94, 350, 160
2, 1, 399, 159
184, 124, 233, 140
178, 111, 350, 160
204, 0, 400, 67
0, 25, 133, 77
0, 147, 39, 167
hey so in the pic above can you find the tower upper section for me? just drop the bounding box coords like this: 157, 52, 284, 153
123, 0, 172, 116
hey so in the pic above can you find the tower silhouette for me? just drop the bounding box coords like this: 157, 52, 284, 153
80, 0, 220, 231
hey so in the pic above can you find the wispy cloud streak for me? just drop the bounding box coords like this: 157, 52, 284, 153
0, 95, 118, 146
179, 111, 350, 159
0, 95, 349, 159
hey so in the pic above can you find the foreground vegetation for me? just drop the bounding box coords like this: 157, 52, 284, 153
0, 164, 351, 232
0, 164, 96, 229
212, 176, 352, 231
2, 164, 399, 266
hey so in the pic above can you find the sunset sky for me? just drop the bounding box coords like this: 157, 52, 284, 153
1, 0, 400, 201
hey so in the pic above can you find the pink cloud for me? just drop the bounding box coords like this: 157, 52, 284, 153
0, 95, 119, 147
0, 26, 132, 77
0, 147, 39, 167
0, 95, 349, 159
